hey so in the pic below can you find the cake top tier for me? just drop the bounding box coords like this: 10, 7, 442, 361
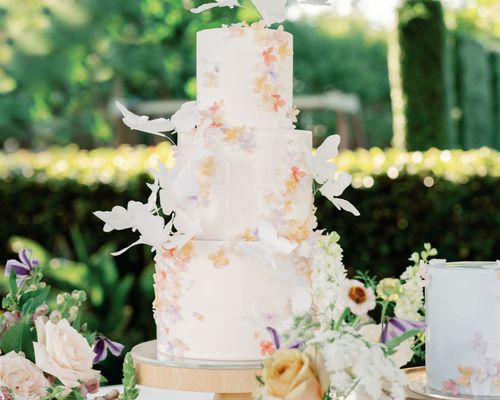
430, 261, 499, 272
196, 23, 296, 129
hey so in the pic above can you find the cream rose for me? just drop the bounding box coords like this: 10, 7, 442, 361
258, 346, 329, 400
0, 351, 50, 400
34, 317, 100, 388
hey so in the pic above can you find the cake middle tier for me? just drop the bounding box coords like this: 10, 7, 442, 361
197, 26, 294, 129
180, 128, 314, 241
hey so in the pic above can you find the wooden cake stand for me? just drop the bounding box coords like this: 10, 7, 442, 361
131, 341, 262, 400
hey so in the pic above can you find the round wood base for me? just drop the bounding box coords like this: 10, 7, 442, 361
131, 341, 261, 400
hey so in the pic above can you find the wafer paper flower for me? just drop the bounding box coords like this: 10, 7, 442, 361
5, 248, 38, 286
93, 335, 125, 364
381, 318, 426, 344
191, 0, 239, 14
251, 0, 287, 25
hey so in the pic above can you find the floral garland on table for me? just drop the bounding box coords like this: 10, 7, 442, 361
0, 249, 138, 400
254, 240, 439, 400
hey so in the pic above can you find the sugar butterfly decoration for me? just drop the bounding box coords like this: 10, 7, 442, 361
115, 100, 199, 137
311, 134, 360, 216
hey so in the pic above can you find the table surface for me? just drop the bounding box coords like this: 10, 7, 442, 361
94, 386, 378, 400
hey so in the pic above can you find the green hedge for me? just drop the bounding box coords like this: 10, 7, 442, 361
1, 144, 499, 275
456, 35, 495, 149
397, 0, 447, 150
1, 144, 498, 381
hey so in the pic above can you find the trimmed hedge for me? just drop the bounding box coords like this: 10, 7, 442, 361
397, 0, 447, 150
456, 35, 495, 149
1, 144, 499, 278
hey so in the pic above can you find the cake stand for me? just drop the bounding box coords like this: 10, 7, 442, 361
131, 341, 262, 400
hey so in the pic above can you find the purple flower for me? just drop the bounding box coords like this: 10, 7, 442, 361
5, 248, 39, 286
381, 318, 426, 344
93, 335, 125, 364
266, 327, 304, 351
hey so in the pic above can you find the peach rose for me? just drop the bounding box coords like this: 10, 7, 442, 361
257, 346, 329, 400
33, 317, 100, 388
0, 351, 50, 400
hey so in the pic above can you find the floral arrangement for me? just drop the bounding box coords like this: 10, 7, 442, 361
253, 236, 440, 400
0, 249, 138, 400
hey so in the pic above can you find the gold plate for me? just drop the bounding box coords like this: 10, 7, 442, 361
405, 367, 499, 400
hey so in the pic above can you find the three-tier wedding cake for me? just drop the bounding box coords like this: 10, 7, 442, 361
95, 10, 358, 361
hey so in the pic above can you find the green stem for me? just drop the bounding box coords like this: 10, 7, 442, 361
334, 308, 350, 331
379, 301, 390, 341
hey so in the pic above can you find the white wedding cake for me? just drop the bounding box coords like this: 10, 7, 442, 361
95, 10, 358, 361
154, 23, 315, 361
426, 261, 500, 397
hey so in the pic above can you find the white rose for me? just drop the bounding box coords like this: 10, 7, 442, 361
34, 317, 100, 388
0, 351, 50, 400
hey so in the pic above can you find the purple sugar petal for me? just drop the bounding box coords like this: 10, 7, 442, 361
266, 327, 281, 350
104, 337, 125, 356
5, 260, 30, 277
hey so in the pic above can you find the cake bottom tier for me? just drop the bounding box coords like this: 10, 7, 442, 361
153, 240, 310, 361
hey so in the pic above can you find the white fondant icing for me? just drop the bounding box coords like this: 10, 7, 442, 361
179, 128, 313, 240
197, 26, 294, 129
154, 240, 309, 360
426, 262, 500, 397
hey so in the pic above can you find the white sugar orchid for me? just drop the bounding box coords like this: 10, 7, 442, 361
311, 135, 360, 216
191, 0, 240, 14
115, 100, 199, 137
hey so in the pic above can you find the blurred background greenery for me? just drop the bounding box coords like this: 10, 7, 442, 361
0, 0, 499, 383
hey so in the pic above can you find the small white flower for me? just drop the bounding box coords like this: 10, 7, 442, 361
337, 279, 376, 316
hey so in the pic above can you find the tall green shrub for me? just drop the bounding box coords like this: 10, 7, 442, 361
456, 35, 495, 149
397, 0, 447, 150
491, 51, 500, 150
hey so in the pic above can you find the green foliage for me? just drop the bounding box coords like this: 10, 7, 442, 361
491, 51, 500, 150
120, 353, 140, 400
456, 35, 495, 149
397, 0, 447, 150
0, 1, 394, 148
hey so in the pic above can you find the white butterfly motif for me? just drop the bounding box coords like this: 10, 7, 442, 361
239, 221, 296, 269
115, 101, 174, 137
251, 0, 287, 25
116, 100, 199, 137
319, 171, 360, 216
191, 0, 240, 14
311, 134, 340, 184
94, 201, 173, 256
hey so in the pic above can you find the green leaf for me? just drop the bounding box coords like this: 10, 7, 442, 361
19, 286, 50, 315
8, 270, 18, 298
120, 353, 139, 400
384, 329, 422, 353
0, 321, 35, 361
